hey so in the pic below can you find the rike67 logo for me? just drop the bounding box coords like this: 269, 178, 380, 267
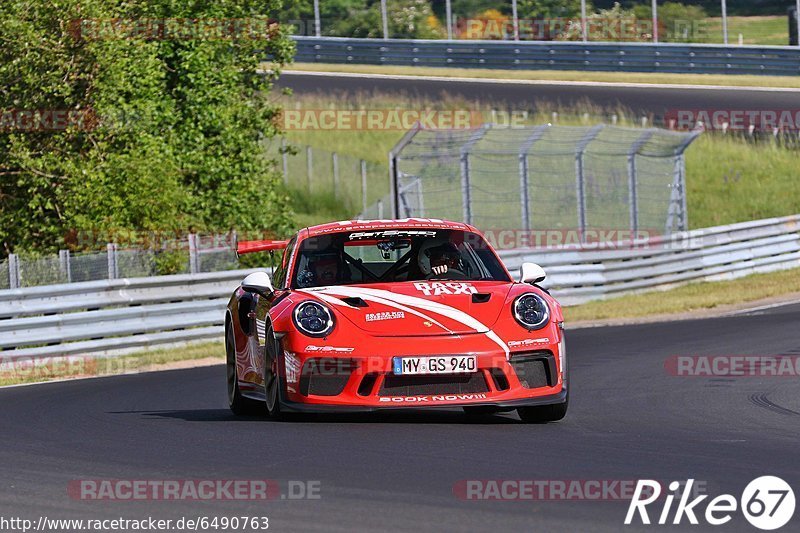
625, 477, 795, 530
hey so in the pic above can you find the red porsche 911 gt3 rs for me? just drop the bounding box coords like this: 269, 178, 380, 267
226, 218, 567, 422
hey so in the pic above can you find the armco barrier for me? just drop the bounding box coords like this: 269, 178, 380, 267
0, 269, 257, 359
500, 214, 800, 305
0, 215, 799, 360
293, 37, 800, 76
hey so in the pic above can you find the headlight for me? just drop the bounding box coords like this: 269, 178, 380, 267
513, 293, 550, 330
293, 301, 335, 337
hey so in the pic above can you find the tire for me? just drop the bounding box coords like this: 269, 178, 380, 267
263, 323, 287, 420
516, 393, 568, 423
226, 324, 261, 416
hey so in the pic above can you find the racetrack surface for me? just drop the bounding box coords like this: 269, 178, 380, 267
1, 303, 799, 532
278, 71, 800, 118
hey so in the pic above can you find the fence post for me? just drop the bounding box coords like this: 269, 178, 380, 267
8, 253, 20, 289
59, 249, 72, 283
679, 156, 689, 232
281, 138, 288, 185
188, 234, 199, 274
459, 125, 491, 226
361, 160, 368, 215
519, 125, 549, 232
574, 125, 604, 244
107, 243, 118, 280
306, 145, 313, 193
628, 130, 656, 237
332, 152, 339, 199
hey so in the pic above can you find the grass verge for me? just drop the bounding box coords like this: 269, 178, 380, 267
565, 267, 800, 323
0, 342, 223, 387
704, 16, 788, 46
289, 63, 800, 90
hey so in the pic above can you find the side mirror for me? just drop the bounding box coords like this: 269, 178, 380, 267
241, 271, 274, 297
519, 262, 547, 284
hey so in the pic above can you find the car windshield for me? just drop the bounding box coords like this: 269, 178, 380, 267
291, 229, 510, 289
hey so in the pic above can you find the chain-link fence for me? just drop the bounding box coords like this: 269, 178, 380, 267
265, 138, 390, 215
390, 124, 700, 241
2, 235, 240, 290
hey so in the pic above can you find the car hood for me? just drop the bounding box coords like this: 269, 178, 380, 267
296, 281, 513, 336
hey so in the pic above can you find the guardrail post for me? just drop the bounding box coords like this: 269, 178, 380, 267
188, 234, 199, 274
107, 243, 118, 280
332, 152, 339, 199
8, 253, 20, 289
59, 250, 72, 283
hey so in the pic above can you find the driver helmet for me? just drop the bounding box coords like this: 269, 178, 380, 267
418, 240, 462, 276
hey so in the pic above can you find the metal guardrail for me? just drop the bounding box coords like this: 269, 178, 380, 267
294, 37, 800, 76
0, 269, 257, 359
1, 215, 799, 360
501, 214, 800, 305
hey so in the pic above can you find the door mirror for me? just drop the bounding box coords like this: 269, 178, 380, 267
241, 271, 274, 297
519, 262, 547, 284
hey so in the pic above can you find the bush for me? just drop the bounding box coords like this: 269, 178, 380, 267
0, 0, 295, 257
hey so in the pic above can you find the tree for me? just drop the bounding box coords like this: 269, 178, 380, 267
0, 0, 295, 256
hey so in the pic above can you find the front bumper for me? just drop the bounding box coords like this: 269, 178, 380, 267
279, 335, 566, 411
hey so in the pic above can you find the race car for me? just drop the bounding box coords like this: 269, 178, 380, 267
225, 218, 567, 422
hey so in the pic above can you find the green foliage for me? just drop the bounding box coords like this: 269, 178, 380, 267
0, 0, 295, 257
518, 0, 590, 20
279, 0, 444, 39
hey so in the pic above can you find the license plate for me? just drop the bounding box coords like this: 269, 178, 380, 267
392, 355, 477, 375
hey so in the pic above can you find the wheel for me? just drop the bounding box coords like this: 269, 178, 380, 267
226, 324, 261, 415
516, 393, 568, 423
263, 323, 287, 420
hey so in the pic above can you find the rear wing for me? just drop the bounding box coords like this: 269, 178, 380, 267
236, 239, 289, 257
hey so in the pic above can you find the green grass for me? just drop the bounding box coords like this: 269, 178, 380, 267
703, 16, 789, 46
289, 62, 800, 89
0, 342, 223, 387
686, 135, 800, 228
565, 267, 800, 323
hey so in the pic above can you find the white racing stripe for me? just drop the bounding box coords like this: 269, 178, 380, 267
301, 289, 452, 333
301, 286, 510, 360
